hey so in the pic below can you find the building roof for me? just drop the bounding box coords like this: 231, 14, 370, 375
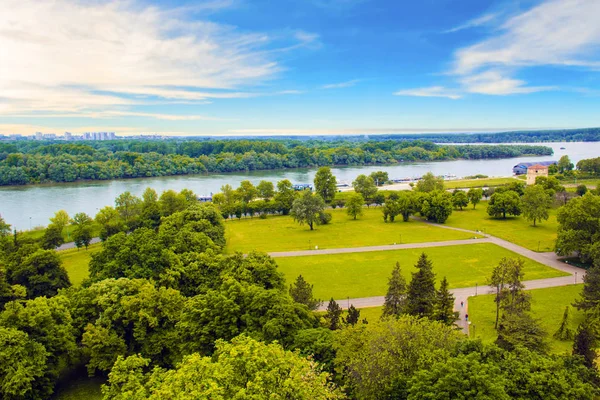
513, 161, 556, 168
527, 164, 549, 170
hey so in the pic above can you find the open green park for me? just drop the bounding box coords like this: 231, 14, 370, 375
443, 176, 521, 189
274, 243, 567, 300
468, 285, 586, 353
58, 244, 101, 286
225, 207, 477, 253
444, 202, 559, 252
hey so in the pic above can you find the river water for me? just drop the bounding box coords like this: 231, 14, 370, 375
1, 141, 598, 230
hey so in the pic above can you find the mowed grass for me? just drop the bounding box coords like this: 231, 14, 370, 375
444, 177, 521, 189
225, 207, 477, 253
53, 377, 103, 400
58, 243, 101, 286
274, 243, 567, 300
468, 285, 585, 354
444, 202, 559, 252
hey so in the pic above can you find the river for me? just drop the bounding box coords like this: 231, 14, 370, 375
1, 141, 598, 230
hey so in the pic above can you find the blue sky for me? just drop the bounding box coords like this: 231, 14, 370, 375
1, 0, 600, 136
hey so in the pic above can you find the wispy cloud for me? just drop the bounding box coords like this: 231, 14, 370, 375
393, 86, 461, 100
322, 79, 360, 89
444, 12, 498, 33
0, 0, 313, 119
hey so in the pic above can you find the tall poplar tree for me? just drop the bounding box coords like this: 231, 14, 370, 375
405, 253, 436, 318
382, 262, 407, 318
314, 167, 337, 204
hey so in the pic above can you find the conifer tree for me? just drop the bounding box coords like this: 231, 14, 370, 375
345, 305, 360, 326
406, 253, 437, 318
382, 262, 407, 318
574, 266, 600, 312
573, 322, 597, 369
433, 277, 458, 325
553, 306, 574, 341
289, 275, 322, 311
325, 298, 343, 330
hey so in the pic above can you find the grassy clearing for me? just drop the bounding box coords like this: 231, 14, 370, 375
21, 223, 102, 243
225, 207, 477, 253
468, 284, 585, 354
274, 243, 567, 300
58, 243, 101, 286
444, 177, 520, 189
444, 202, 559, 252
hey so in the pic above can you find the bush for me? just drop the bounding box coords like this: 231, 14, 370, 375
318, 212, 332, 225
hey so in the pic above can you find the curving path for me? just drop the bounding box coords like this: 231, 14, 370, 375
286, 221, 587, 335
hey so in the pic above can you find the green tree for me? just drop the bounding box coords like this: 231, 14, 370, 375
522, 184, 552, 226
370, 171, 389, 186
467, 188, 483, 209
556, 193, 600, 264
291, 191, 326, 230
325, 298, 342, 330
382, 197, 400, 222
382, 262, 407, 318
345, 193, 364, 220
140, 188, 161, 228
352, 174, 378, 205
95, 206, 125, 241
434, 277, 458, 325
405, 253, 437, 318
104, 336, 343, 400
289, 275, 322, 311
292, 328, 336, 374
577, 184, 588, 196
573, 322, 597, 369
489, 257, 529, 329
7, 249, 70, 299
574, 265, 600, 311
41, 223, 64, 249
314, 167, 337, 203
420, 190, 453, 223
553, 306, 574, 340
487, 191, 522, 219
452, 190, 469, 210
158, 190, 187, 217
71, 212, 93, 250
256, 180, 275, 201
334, 316, 463, 400
558, 155, 574, 173
0, 215, 11, 237
415, 172, 444, 193
0, 326, 48, 400
49, 210, 70, 231
274, 179, 296, 215
115, 191, 142, 227
236, 180, 258, 205
345, 305, 360, 326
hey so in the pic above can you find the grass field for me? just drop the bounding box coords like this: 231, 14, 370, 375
58, 244, 101, 286
21, 222, 102, 243
225, 207, 478, 253
444, 202, 559, 252
468, 284, 585, 354
274, 243, 567, 300
444, 177, 520, 189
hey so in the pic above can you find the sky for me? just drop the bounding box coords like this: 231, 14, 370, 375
2, 0, 600, 136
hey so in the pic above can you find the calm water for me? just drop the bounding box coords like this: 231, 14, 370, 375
1, 141, 598, 230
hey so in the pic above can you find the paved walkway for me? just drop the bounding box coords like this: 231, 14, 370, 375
57, 237, 101, 251
308, 221, 586, 335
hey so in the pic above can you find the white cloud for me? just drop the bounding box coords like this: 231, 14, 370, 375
0, 0, 312, 118
460, 70, 555, 95
454, 0, 600, 75
322, 79, 360, 89
444, 12, 498, 33
393, 86, 462, 100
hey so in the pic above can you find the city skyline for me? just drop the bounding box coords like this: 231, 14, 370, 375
2, 0, 600, 136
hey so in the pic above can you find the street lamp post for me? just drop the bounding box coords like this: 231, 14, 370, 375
475, 283, 478, 296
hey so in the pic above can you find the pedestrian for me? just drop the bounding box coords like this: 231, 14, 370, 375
460, 301, 464, 308
465, 314, 469, 322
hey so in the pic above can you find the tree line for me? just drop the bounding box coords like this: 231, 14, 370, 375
0, 139, 552, 186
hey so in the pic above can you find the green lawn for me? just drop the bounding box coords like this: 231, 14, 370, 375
444, 202, 559, 252
444, 177, 521, 189
225, 207, 478, 253
58, 244, 101, 286
21, 222, 102, 243
274, 243, 567, 300
468, 285, 585, 354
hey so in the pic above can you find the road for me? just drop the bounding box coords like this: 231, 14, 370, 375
57, 237, 101, 250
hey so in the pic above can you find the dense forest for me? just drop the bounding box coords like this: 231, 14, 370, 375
0, 140, 552, 186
